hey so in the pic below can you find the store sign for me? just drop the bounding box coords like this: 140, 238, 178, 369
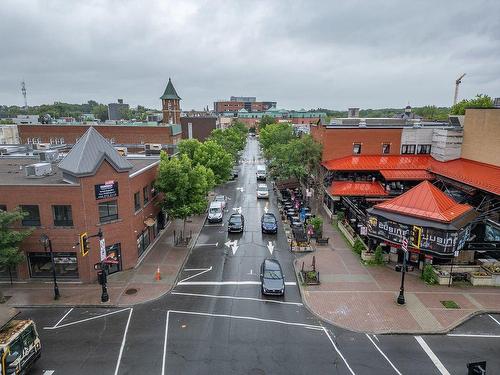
99, 239, 106, 261
53, 255, 77, 264
367, 214, 470, 255
95, 181, 119, 200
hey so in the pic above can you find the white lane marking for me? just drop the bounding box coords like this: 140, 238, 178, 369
489, 314, 500, 326
162, 311, 170, 375
167, 309, 322, 330
53, 308, 73, 328
44, 308, 131, 330
177, 281, 296, 286
114, 308, 133, 375
43, 371, 55, 375
322, 327, 356, 375
194, 242, 218, 247
267, 241, 274, 255
447, 333, 500, 338
365, 334, 402, 375
204, 223, 224, 227
171, 291, 303, 306
178, 266, 213, 283
415, 336, 451, 375
184, 268, 210, 271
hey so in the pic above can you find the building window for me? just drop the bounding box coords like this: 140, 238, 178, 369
52, 205, 73, 227
401, 144, 416, 154
0, 205, 6, 212
28, 252, 79, 278
137, 229, 150, 257
143, 186, 149, 205
151, 182, 158, 198
134, 192, 141, 212
50, 138, 56, 145
99, 200, 118, 223
382, 143, 391, 154
417, 144, 432, 154
20, 205, 41, 226
353, 143, 362, 155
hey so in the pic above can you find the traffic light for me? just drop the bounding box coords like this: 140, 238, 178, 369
411, 226, 422, 249
80, 232, 89, 256
1, 348, 18, 375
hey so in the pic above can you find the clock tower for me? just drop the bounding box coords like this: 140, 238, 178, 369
160, 78, 181, 124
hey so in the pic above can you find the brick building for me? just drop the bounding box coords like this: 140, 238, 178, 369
0, 127, 166, 283
180, 116, 217, 141
161, 78, 182, 125
214, 96, 276, 114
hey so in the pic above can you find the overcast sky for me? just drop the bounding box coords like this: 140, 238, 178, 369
1, 0, 499, 111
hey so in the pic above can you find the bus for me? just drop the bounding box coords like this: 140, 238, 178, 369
0, 306, 41, 375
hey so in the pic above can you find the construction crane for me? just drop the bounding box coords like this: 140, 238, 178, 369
21, 80, 28, 110
453, 73, 466, 106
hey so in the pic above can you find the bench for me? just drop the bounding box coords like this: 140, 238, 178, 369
316, 237, 329, 245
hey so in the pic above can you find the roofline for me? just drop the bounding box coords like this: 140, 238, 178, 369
0, 183, 80, 187
59, 153, 132, 178
129, 159, 160, 178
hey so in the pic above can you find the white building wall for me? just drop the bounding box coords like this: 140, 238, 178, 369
0, 125, 20, 144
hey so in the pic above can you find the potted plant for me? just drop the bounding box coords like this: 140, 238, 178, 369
309, 217, 323, 239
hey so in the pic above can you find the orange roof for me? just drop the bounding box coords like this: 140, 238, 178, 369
374, 181, 473, 222
429, 158, 500, 196
330, 181, 388, 196
380, 169, 434, 181
322, 155, 432, 171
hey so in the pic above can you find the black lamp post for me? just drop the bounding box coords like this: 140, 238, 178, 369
40, 234, 60, 300
397, 237, 409, 305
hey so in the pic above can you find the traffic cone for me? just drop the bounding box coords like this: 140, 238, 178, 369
155, 266, 161, 281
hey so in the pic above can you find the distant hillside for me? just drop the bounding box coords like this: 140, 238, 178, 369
315, 106, 450, 121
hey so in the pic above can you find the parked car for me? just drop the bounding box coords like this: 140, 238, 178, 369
261, 213, 278, 234
256, 183, 269, 199
214, 195, 227, 209
256, 165, 266, 181
207, 201, 224, 223
228, 213, 245, 233
260, 258, 285, 296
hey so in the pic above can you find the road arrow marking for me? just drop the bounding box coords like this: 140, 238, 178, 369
248, 269, 253, 275
232, 206, 242, 214
231, 242, 239, 255
225, 239, 236, 247
267, 241, 275, 255
236, 187, 244, 192
264, 202, 269, 213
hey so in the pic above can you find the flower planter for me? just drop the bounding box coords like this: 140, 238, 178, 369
361, 250, 375, 261
434, 268, 451, 285
299, 270, 320, 285
470, 273, 493, 286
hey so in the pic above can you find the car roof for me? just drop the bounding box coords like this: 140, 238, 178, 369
215, 195, 226, 199
230, 213, 243, 219
262, 213, 276, 219
258, 184, 268, 188
209, 201, 223, 208
263, 258, 281, 270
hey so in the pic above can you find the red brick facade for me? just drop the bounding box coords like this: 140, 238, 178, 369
180, 117, 217, 141
311, 125, 402, 161
1, 160, 162, 283
18, 124, 181, 146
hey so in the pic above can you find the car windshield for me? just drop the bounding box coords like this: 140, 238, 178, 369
230, 216, 241, 223
209, 208, 220, 214
215, 196, 225, 201
258, 186, 267, 191
263, 269, 282, 279
263, 216, 275, 223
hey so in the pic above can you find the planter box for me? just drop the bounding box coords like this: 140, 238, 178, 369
298, 271, 320, 285
361, 251, 375, 261
470, 274, 493, 286
434, 269, 451, 285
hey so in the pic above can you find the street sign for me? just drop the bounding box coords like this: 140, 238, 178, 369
99, 239, 106, 261
402, 237, 408, 252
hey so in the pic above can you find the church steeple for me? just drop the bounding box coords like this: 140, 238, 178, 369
160, 78, 181, 124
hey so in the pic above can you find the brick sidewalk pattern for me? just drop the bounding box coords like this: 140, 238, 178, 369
1, 214, 206, 308
295, 207, 500, 334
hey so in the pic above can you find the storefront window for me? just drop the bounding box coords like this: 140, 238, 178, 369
143, 186, 149, 205
134, 192, 141, 212
28, 252, 79, 278
137, 229, 150, 257
105, 243, 122, 275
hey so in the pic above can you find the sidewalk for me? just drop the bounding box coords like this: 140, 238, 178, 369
2, 214, 206, 308
295, 210, 500, 334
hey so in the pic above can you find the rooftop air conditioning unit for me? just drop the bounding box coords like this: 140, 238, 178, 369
145, 143, 162, 156
358, 119, 367, 127
33, 143, 51, 150
25, 162, 52, 177
412, 119, 422, 128
39, 149, 59, 162
115, 146, 128, 156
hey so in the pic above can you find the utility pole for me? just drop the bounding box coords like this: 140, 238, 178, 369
21, 80, 28, 110
453, 73, 466, 106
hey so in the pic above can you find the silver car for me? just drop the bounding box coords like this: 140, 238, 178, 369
256, 183, 269, 199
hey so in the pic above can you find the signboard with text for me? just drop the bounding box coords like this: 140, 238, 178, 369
95, 181, 119, 200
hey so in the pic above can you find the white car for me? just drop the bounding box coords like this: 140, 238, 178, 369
214, 195, 227, 209
256, 184, 269, 199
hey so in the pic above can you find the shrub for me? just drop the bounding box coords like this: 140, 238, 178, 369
374, 245, 384, 265
336, 211, 345, 222
353, 239, 365, 255
309, 217, 323, 236
422, 264, 438, 285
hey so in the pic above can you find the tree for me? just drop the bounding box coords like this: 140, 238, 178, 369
209, 126, 247, 161
450, 94, 493, 115
92, 104, 109, 122
259, 122, 294, 158
0, 209, 32, 300
156, 153, 214, 235
258, 115, 277, 131
178, 139, 233, 184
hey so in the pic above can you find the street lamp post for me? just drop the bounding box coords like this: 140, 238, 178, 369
40, 234, 60, 300
397, 237, 409, 305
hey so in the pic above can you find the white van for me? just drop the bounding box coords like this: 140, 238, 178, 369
256, 165, 266, 181
208, 201, 224, 223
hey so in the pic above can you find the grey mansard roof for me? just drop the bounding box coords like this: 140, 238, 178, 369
58, 127, 133, 177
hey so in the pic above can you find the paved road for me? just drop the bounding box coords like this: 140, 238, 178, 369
20, 137, 500, 374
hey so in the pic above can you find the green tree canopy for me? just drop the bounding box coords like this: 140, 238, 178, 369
259, 122, 294, 158
92, 104, 109, 122
0, 209, 32, 295
209, 126, 247, 161
450, 94, 493, 115
156, 153, 215, 232
258, 115, 277, 131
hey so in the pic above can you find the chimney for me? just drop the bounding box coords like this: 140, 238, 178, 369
118, 99, 123, 104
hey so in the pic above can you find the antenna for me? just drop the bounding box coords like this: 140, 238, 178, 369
21, 80, 28, 110
453, 73, 466, 106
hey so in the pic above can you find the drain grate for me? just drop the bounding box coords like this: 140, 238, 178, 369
125, 288, 138, 295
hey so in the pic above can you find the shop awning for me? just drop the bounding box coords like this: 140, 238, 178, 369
322, 155, 433, 171
380, 169, 434, 181
144, 217, 156, 227
374, 180, 474, 223
330, 181, 388, 196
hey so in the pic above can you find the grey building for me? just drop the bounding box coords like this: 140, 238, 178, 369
108, 99, 130, 121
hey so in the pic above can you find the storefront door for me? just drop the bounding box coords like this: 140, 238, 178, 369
106, 243, 122, 275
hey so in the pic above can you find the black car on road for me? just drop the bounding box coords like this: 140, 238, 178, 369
228, 213, 244, 233
261, 213, 278, 234
260, 258, 285, 296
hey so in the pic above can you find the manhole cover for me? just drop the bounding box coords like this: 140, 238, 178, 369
125, 288, 138, 295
